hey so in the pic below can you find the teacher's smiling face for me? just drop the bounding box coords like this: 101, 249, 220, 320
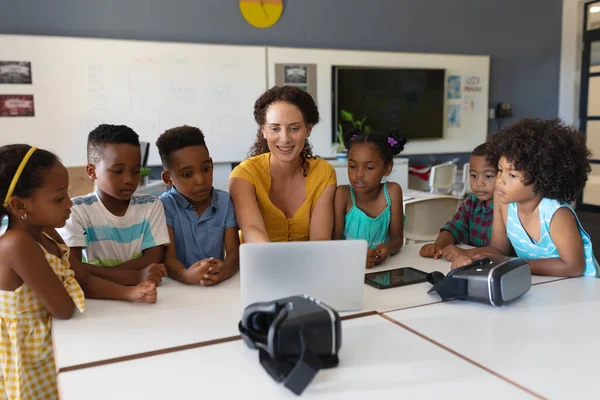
262, 101, 312, 164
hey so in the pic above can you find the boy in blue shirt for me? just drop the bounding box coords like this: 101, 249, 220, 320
156, 125, 239, 285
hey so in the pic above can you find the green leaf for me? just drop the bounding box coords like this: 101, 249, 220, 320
340, 109, 354, 121
364, 125, 373, 133
337, 124, 345, 146
140, 167, 151, 177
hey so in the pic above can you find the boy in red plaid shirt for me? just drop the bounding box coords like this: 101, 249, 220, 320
420, 143, 496, 262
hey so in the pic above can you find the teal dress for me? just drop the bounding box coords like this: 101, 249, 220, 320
343, 182, 391, 249
506, 198, 599, 277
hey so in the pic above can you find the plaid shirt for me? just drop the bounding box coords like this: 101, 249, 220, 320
441, 194, 493, 247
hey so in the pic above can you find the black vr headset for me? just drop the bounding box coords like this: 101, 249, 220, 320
427, 256, 531, 306
238, 295, 342, 395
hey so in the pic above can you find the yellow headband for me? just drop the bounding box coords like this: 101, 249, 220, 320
3, 146, 37, 208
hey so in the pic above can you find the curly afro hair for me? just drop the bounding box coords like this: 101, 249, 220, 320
156, 125, 206, 168
486, 118, 591, 203
249, 86, 319, 176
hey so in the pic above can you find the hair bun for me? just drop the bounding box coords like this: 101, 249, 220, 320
343, 127, 362, 147
387, 128, 407, 155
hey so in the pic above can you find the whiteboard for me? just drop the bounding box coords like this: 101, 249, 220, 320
267, 47, 490, 157
0, 35, 267, 165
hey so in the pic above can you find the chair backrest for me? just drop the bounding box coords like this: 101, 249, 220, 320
67, 166, 94, 198
429, 162, 457, 194
458, 162, 472, 197
404, 196, 461, 243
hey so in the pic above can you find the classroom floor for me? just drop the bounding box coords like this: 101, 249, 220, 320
576, 210, 600, 260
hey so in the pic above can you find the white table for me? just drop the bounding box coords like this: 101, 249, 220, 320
50, 244, 454, 372
52, 273, 243, 372
402, 188, 454, 203
51, 244, 568, 372
359, 244, 566, 315
58, 315, 534, 400
384, 277, 600, 399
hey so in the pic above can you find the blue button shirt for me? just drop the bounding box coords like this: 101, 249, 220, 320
159, 187, 238, 268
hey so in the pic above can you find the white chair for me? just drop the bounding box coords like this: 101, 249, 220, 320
404, 196, 461, 244
428, 162, 457, 194
408, 165, 431, 191
456, 162, 472, 198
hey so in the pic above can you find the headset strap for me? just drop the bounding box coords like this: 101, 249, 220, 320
426, 271, 468, 301
258, 331, 326, 395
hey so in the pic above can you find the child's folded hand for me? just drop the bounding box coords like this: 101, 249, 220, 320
366, 249, 378, 269
200, 259, 231, 286
139, 263, 167, 285
373, 244, 390, 265
186, 258, 216, 284
450, 255, 472, 270
419, 243, 443, 259
129, 281, 157, 304
441, 245, 466, 262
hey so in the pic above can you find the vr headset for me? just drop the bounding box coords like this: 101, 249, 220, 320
239, 295, 342, 395
427, 256, 531, 306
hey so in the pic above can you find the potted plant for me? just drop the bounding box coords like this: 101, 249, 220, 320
140, 167, 151, 186
332, 109, 372, 161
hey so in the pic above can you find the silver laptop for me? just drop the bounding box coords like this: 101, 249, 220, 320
240, 240, 368, 312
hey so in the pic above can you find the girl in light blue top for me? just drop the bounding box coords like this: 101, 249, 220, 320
452, 118, 599, 278
333, 128, 406, 268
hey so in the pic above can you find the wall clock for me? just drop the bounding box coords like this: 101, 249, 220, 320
239, 0, 283, 29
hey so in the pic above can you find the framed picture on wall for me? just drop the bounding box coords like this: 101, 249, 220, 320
284, 65, 308, 84
447, 75, 461, 99
275, 63, 318, 104
0, 94, 35, 117
447, 104, 461, 128
0, 61, 33, 84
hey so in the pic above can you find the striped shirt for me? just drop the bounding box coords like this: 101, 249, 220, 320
58, 193, 170, 267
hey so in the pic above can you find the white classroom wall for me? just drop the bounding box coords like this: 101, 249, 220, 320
0, 35, 267, 166
267, 47, 490, 157
0, 34, 490, 167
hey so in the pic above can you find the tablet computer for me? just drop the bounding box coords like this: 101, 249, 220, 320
364, 267, 428, 289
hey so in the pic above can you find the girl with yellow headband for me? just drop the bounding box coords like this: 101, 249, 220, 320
0, 144, 160, 399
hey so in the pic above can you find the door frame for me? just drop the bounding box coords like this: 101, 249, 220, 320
577, 1, 600, 212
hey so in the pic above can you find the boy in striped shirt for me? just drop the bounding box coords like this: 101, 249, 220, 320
58, 124, 170, 287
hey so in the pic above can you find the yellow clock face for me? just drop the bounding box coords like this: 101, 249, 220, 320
239, 0, 283, 29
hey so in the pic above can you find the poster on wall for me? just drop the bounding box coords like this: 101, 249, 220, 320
275, 63, 318, 103
0, 95, 35, 117
464, 76, 482, 92
448, 104, 461, 128
284, 65, 308, 84
463, 95, 479, 113
447, 75, 461, 99
0, 61, 33, 84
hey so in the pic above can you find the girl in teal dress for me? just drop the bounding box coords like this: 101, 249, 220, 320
333, 128, 407, 268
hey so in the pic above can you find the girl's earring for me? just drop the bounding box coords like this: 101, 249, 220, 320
20, 213, 27, 220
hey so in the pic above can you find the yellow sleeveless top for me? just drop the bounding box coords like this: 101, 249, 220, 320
0, 233, 85, 400
230, 153, 336, 242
